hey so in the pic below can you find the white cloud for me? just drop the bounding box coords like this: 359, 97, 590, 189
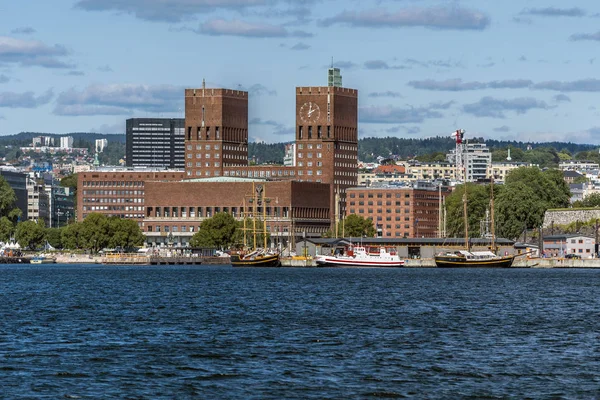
0, 36, 73, 68
198, 19, 312, 38
54, 84, 183, 115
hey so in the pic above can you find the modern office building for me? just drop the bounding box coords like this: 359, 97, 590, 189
0, 168, 28, 221
126, 118, 185, 169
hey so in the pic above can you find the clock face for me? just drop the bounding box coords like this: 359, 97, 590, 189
299, 102, 321, 124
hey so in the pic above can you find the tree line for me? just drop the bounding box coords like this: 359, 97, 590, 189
443, 167, 572, 241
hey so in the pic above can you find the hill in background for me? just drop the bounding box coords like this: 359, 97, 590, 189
1, 132, 598, 169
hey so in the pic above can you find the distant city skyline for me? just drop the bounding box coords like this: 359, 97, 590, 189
2, 0, 600, 145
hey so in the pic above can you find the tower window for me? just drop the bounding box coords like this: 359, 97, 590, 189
308, 126, 312, 139
299, 126, 303, 139
327, 126, 331, 138
317, 126, 322, 139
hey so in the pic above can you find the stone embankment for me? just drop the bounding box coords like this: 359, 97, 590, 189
543, 208, 600, 227
54, 253, 102, 264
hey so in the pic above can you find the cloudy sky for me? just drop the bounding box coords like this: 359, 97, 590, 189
2, 0, 600, 145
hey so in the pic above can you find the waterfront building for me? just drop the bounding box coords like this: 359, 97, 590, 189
542, 234, 596, 258
79, 70, 360, 243
143, 177, 330, 248
346, 182, 450, 239
77, 168, 186, 223
126, 118, 185, 169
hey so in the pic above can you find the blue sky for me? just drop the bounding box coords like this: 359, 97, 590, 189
2, 0, 600, 145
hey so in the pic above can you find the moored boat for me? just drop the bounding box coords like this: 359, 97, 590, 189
434, 250, 514, 268
30, 255, 57, 264
231, 249, 280, 267
315, 245, 404, 267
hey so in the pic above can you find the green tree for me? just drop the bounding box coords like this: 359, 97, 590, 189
0, 216, 14, 242
444, 183, 492, 238
107, 217, 145, 250
325, 214, 376, 238
0, 176, 21, 223
495, 182, 547, 240
190, 212, 240, 249
61, 222, 83, 250
45, 227, 63, 249
79, 213, 110, 253
15, 220, 46, 250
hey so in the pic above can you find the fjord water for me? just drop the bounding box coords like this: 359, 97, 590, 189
1, 265, 599, 399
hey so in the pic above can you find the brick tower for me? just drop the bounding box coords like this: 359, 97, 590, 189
184, 82, 249, 178
295, 84, 358, 226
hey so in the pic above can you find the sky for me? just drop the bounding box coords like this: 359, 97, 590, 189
2, 1, 600, 145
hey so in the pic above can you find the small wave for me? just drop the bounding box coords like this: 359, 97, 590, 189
55, 372, 90, 378
189, 353, 227, 359
190, 373, 241, 380
363, 391, 406, 398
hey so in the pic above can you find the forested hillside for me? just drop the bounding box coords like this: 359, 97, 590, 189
1, 131, 598, 169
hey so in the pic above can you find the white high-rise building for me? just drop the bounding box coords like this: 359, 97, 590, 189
95, 138, 108, 153
60, 136, 73, 149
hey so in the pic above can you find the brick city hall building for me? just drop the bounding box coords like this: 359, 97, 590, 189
78, 70, 360, 247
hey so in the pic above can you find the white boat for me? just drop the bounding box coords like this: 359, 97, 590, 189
315, 244, 404, 267
30, 255, 57, 264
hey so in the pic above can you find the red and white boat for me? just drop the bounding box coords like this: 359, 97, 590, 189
315, 245, 405, 268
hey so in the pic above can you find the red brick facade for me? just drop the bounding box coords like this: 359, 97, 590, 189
346, 186, 449, 238
184, 88, 249, 178
77, 170, 185, 222
143, 179, 330, 247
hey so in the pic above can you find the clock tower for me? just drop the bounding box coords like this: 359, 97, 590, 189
295, 84, 358, 226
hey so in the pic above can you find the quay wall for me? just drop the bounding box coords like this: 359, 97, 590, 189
543, 208, 600, 227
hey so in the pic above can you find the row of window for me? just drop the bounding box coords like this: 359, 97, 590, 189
82, 190, 144, 196
83, 181, 145, 187
84, 198, 143, 204
148, 206, 290, 218
297, 152, 322, 159
222, 170, 297, 177
350, 193, 412, 199
187, 144, 221, 150
350, 211, 412, 220
297, 143, 323, 149
351, 201, 411, 206
298, 161, 322, 167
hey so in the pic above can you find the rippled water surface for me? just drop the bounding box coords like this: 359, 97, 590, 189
1, 265, 599, 399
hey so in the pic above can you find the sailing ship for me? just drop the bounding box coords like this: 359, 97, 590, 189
231, 182, 281, 267
435, 153, 515, 268
315, 244, 404, 267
